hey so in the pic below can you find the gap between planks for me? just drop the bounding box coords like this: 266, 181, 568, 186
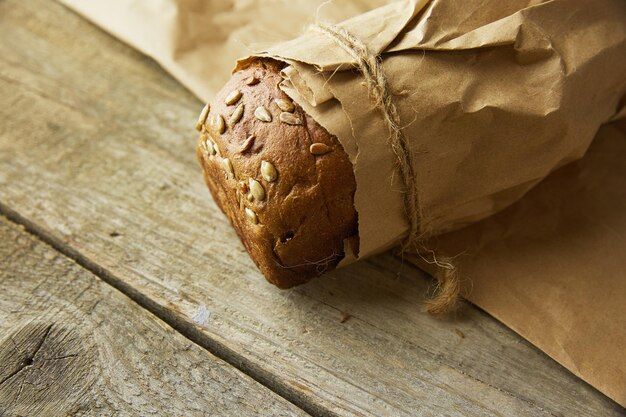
0, 201, 331, 417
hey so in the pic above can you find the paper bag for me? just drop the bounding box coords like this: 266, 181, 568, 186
249, 0, 626, 260
58, 0, 626, 406
407, 121, 626, 406
58, 0, 387, 100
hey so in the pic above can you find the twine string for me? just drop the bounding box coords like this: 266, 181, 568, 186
313, 22, 460, 313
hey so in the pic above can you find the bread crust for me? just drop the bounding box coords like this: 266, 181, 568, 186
197, 59, 357, 288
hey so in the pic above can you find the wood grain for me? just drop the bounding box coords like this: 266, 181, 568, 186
0, 0, 622, 416
0, 217, 306, 416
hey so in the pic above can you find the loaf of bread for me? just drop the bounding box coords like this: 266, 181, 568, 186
196, 59, 358, 288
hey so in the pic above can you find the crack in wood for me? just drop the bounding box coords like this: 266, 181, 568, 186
0, 203, 330, 417
0, 324, 53, 388
43, 354, 80, 361
0, 202, 563, 417
29, 324, 54, 364
0, 214, 305, 416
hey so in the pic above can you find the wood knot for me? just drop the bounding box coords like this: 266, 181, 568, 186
0, 320, 98, 416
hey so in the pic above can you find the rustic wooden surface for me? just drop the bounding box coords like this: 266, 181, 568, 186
0, 0, 623, 416
0, 217, 306, 416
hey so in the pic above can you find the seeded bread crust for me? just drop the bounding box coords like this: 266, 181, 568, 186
196, 59, 358, 288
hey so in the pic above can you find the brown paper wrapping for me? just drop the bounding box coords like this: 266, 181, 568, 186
59, 0, 626, 406
408, 120, 626, 406
253, 0, 626, 261
58, 0, 385, 99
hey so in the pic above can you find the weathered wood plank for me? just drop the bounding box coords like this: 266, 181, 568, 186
0, 216, 307, 416
0, 0, 622, 416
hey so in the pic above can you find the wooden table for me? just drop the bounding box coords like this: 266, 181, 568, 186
0, 1, 623, 416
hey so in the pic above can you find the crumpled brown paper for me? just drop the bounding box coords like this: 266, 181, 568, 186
58, 0, 385, 100
408, 120, 626, 406
59, 0, 626, 406
250, 0, 626, 261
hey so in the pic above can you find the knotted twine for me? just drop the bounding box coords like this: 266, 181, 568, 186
312, 22, 460, 314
